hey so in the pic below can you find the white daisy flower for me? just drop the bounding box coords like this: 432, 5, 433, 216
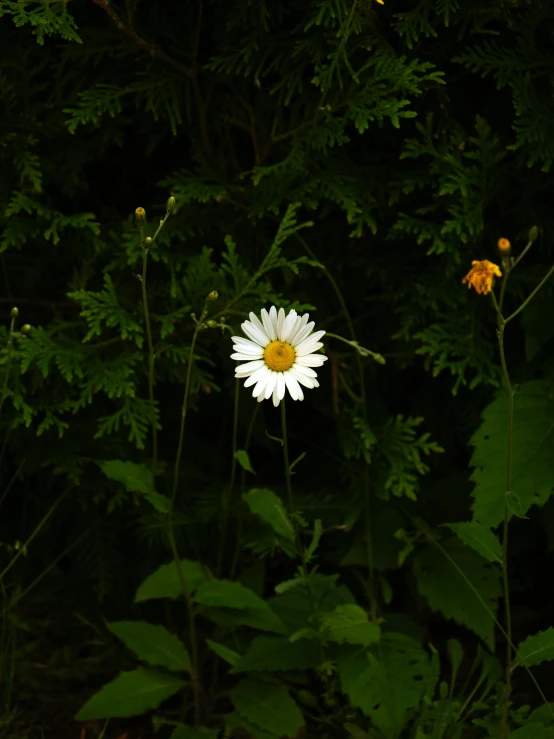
231, 306, 328, 407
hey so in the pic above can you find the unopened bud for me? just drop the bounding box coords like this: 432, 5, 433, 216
528, 225, 538, 243
10, 307, 18, 319
206, 320, 218, 328
20, 324, 31, 336
497, 237, 511, 255
166, 196, 175, 214
373, 353, 386, 365
135, 207, 146, 227
206, 290, 219, 303
143, 236, 153, 249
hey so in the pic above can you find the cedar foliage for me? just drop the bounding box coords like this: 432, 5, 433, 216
2, 1, 554, 737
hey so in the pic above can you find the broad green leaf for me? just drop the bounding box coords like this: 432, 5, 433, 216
225, 711, 277, 739
470, 380, 554, 527
244, 488, 295, 541
444, 522, 502, 563
230, 678, 304, 737
514, 628, 554, 668
195, 579, 286, 634
412, 539, 501, 649
321, 604, 381, 646
235, 449, 255, 474
142, 491, 171, 513
339, 633, 436, 738
107, 621, 190, 672
529, 704, 554, 726
344, 723, 370, 739
171, 728, 219, 739
446, 639, 464, 690
99, 459, 153, 493
135, 560, 212, 602
76, 667, 184, 720
206, 639, 241, 667
509, 725, 545, 739
231, 635, 320, 673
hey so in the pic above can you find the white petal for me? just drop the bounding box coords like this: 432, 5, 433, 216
276, 372, 286, 402
235, 359, 265, 377
277, 308, 286, 338
264, 371, 277, 400
241, 321, 269, 346
295, 354, 327, 367
260, 308, 276, 341
232, 342, 264, 355
280, 310, 297, 342
272, 384, 280, 407
249, 311, 268, 338
232, 336, 264, 350
284, 372, 300, 400
253, 370, 270, 398
288, 313, 309, 344
296, 384, 304, 401
292, 321, 315, 346
243, 366, 269, 387
296, 341, 323, 356
291, 363, 317, 378
231, 351, 264, 361
269, 305, 278, 326
298, 329, 325, 347
289, 366, 316, 388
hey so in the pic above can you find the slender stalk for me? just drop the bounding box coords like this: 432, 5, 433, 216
140, 234, 158, 467
505, 264, 554, 324
0, 314, 17, 426
216, 378, 240, 576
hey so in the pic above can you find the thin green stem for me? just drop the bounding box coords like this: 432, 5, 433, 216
0, 316, 17, 426
216, 378, 240, 577
505, 264, 554, 324
141, 235, 158, 467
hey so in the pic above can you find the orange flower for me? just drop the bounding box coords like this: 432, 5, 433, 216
462, 260, 502, 295
497, 237, 511, 254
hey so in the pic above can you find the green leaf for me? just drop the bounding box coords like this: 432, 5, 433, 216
142, 491, 171, 513
230, 678, 304, 737
107, 621, 191, 672
514, 628, 554, 668
509, 725, 546, 739
99, 459, 153, 493
470, 381, 554, 527
75, 667, 184, 720
444, 522, 502, 563
321, 604, 381, 647
206, 639, 241, 667
195, 580, 287, 635
412, 539, 501, 648
304, 519, 323, 565
344, 724, 370, 739
235, 449, 255, 474
339, 634, 435, 738
135, 560, 212, 602
231, 635, 320, 673
225, 711, 278, 739
244, 488, 295, 542
170, 728, 219, 739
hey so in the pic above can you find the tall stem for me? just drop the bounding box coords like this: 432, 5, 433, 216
141, 238, 158, 467
0, 314, 17, 426
216, 378, 240, 576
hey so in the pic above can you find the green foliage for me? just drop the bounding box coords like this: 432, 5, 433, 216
135, 560, 212, 602
107, 621, 191, 672
0, 0, 81, 44
445, 522, 502, 564
470, 380, 554, 526
244, 488, 296, 542
514, 628, 554, 669
230, 678, 305, 738
320, 604, 380, 647
75, 667, 184, 720
231, 635, 320, 673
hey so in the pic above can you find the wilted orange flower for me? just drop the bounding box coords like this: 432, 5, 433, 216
497, 237, 511, 253
462, 260, 502, 295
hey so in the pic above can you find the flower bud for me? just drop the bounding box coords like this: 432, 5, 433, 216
206, 320, 218, 328
166, 196, 175, 214
135, 207, 146, 227
20, 324, 31, 336
497, 237, 511, 255
206, 290, 219, 303
528, 225, 538, 243
143, 236, 153, 249
10, 307, 18, 319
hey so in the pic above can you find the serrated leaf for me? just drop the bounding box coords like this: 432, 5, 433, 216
76, 667, 184, 720
514, 628, 554, 668
235, 449, 255, 474
412, 539, 501, 648
244, 488, 295, 542
321, 604, 381, 646
100, 459, 153, 493
509, 724, 545, 739
230, 678, 304, 737
339, 634, 436, 737
226, 711, 278, 739
231, 635, 320, 673
195, 580, 287, 634
470, 381, 554, 527
206, 639, 241, 667
170, 727, 219, 739
445, 522, 502, 563
135, 560, 212, 602
142, 491, 171, 513
107, 621, 190, 672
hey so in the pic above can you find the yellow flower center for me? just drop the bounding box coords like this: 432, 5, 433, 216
263, 340, 296, 372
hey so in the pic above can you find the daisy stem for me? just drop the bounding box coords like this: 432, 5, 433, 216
216, 378, 240, 577
0, 313, 17, 427
280, 398, 295, 517
490, 288, 513, 739
140, 228, 158, 468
